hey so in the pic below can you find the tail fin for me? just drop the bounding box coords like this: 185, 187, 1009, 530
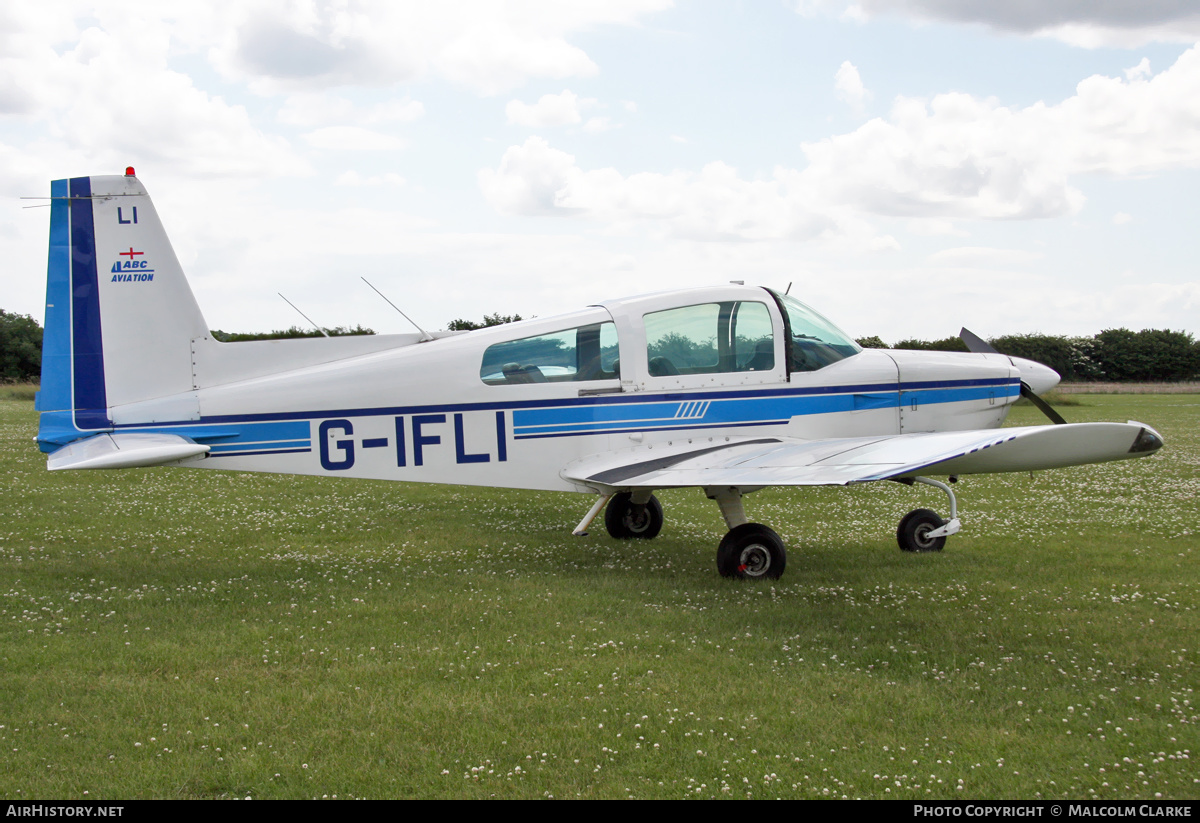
37, 171, 209, 452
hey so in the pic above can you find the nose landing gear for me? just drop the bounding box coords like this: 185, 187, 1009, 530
895, 476, 961, 552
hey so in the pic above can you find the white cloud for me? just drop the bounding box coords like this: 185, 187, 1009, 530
804, 45, 1200, 218
335, 170, 406, 186
927, 246, 1043, 267
479, 137, 836, 240
1124, 58, 1152, 82
0, 14, 306, 180
478, 136, 582, 215
279, 92, 424, 127
1112, 212, 1132, 225
813, 0, 1200, 47
367, 98, 425, 123
278, 92, 357, 126
904, 218, 967, 236
204, 0, 674, 95
302, 126, 406, 151
800, 94, 1086, 220
834, 61, 869, 110
506, 90, 588, 127
583, 116, 617, 132
866, 235, 901, 252
791, 0, 863, 21
481, 46, 1200, 244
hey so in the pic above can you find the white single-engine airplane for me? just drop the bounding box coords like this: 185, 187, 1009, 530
35, 171, 1165, 579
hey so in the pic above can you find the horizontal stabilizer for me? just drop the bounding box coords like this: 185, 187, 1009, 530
47, 433, 210, 471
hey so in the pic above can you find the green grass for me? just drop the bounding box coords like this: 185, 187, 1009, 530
1013, 389, 1085, 407
0, 395, 1196, 799
0, 382, 37, 402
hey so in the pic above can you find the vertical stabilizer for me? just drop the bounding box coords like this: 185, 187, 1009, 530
37, 171, 209, 451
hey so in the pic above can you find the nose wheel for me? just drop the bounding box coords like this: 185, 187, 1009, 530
897, 508, 946, 552
896, 477, 961, 552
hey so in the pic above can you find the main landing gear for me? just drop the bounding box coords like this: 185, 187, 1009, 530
572, 476, 963, 580
603, 491, 664, 539
716, 523, 786, 579
578, 487, 786, 580
706, 487, 785, 579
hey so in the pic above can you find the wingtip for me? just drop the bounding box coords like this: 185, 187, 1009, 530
1128, 425, 1164, 454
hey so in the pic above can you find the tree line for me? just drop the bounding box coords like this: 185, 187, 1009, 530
209, 325, 376, 342
2, 307, 1197, 383
0, 310, 42, 383
854, 329, 1200, 382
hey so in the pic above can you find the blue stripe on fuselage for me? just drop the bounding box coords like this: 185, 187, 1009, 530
89, 378, 1018, 453
109, 377, 1017, 427
207, 448, 312, 459
208, 440, 312, 454
127, 421, 311, 455
131, 420, 310, 444
511, 383, 1014, 438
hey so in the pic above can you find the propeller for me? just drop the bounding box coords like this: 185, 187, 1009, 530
959, 327, 1067, 425
958, 327, 994, 356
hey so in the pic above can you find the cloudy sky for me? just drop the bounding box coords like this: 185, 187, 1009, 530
3, 1, 1199, 343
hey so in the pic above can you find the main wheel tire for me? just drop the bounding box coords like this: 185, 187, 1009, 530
717, 523, 787, 580
604, 492, 664, 540
897, 508, 946, 553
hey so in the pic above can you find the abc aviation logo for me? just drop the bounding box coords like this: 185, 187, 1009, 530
110, 247, 154, 283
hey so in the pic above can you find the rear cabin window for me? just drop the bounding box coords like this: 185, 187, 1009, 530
480, 322, 620, 385
643, 301, 775, 376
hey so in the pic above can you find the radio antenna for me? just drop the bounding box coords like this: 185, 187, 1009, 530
361, 277, 435, 342
278, 293, 329, 337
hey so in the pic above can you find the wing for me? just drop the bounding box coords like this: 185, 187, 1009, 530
562, 421, 1163, 490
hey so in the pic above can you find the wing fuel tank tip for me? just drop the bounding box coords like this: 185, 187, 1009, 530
1129, 426, 1164, 454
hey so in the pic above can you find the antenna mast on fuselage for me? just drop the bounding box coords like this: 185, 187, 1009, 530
278, 293, 330, 337
361, 277, 435, 342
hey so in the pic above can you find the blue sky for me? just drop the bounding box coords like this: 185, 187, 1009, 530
3, 1, 1198, 342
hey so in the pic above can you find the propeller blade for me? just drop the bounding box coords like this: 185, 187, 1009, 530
961, 328, 1064, 423
1020, 381, 1067, 425
959, 327, 998, 354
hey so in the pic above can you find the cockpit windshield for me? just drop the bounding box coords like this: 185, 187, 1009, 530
767, 290, 861, 372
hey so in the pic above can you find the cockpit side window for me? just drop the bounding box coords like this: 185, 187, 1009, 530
480, 322, 620, 385
767, 290, 861, 373
643, 301, 775, 377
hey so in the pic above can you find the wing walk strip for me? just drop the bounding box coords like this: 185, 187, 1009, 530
584, 439, 782, 485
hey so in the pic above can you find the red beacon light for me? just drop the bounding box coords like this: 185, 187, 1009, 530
125, 166, 136, 177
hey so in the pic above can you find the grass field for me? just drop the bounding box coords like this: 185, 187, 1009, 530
0, 394, 1195, 799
